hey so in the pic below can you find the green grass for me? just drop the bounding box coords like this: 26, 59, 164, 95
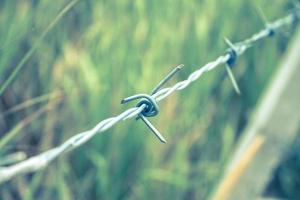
0, 0, 296, 199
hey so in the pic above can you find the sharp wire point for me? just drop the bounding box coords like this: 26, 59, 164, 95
120, 93, 164, 143
226, 65, 241, 95
224, 37, 236, 50
151, 65, 184, 95
140, 115, 166, 143
255, 5, 269, 24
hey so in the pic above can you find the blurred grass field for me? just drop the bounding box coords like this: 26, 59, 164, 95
0, 0, 299, 199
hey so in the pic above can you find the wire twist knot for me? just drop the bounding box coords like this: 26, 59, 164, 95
137, 97, 159, 117
224, 38, 241, 95
121, 65, 184, 143
266, 24, 276, 37
226, 48, 238, 67
122, 94, 159, 118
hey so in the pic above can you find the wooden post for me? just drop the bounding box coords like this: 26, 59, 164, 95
211, 28, 300, 200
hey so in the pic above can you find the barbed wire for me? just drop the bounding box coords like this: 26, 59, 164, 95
0, 9, 299, 184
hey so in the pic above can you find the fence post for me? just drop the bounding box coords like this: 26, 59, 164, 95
211, 28, 300, 200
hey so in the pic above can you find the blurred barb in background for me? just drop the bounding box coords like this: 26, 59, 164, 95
0, 0, 299, 199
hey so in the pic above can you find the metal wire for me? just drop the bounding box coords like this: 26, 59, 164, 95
0, 10, 299, 184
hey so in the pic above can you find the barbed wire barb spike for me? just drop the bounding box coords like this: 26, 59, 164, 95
121, 94, 165, 143
121, 65, 185, 142
224, 37, 241, 95
151, 64, 184, 95
254, 5, 277, 37
255, 5, 269, 25
225, 65, 241, 95
140, 115, 166, 143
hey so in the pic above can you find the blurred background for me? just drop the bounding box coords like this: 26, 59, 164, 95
0, 0, 299, 199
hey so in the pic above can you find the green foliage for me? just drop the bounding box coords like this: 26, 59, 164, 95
0, 0, 295, 199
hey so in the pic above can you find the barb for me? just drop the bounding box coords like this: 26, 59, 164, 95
0, 9, 299, 184
224, 37, 241, 95
121, 93, 165, 143
151, 64, 184, 95
121, 66, 183, 143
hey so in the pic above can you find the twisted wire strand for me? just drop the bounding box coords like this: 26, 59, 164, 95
0, 11, 298, 184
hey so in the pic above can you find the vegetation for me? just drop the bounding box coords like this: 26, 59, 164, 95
0, 0, 298, 199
